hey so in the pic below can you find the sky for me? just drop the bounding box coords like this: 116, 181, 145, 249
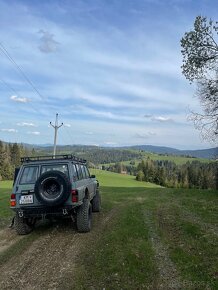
0, 0, 217, 150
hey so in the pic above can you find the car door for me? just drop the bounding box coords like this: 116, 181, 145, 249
74, 163, 86, 201
83, 165, 95, 199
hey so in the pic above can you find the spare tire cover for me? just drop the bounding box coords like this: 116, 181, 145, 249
34, 170, 71, 206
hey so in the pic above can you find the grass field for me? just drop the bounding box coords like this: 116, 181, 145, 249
80, 171, 218, 289
91, 169, 161, 187
101, 151, 210, 168
0, 171, 217, 289
0, 181, 13, 228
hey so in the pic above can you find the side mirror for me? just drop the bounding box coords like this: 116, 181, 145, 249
90, 174, 96, 178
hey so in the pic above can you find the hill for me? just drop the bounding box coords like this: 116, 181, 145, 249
123, 145, 218, 159
23, 143, 218, 160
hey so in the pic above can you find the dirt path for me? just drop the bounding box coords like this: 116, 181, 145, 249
0, 228, 23, 254
0, 208, 117, 290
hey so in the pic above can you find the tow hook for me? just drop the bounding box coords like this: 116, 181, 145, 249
63, 208, 68, 215
18, 211, 24, 218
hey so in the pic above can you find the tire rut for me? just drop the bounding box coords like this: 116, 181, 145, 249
143, 210, 182, 290
0, 228, 23, 254
176, 205, 218, 237
0, 207, 119, 290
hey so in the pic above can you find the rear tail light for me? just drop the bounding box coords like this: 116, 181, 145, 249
71, 190, 78, 203
72, 196, 78, 202
10, 194, 16, 207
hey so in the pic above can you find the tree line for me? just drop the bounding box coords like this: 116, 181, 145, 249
136, 158, 217, 190
0, 141, 31, 180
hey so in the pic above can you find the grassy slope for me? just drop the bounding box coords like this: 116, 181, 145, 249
91, 169, 161, 187
101, 151, 210, 167
0, 181, 13, 227
78, 170, 218, 289
1, 173, 217, 289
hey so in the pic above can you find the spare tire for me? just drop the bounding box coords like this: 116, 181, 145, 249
34, 170, 71, 206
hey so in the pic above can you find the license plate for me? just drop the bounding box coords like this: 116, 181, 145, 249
19, 195, 33, 204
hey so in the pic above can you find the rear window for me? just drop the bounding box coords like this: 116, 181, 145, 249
20, 166, 38, 184
41, 164, 69, 176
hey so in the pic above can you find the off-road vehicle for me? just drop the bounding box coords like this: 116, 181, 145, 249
10, 154, 101, 235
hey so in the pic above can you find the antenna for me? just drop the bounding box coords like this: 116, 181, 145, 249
50, 113, 63, 157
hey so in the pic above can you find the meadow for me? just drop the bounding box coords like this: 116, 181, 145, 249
0, 171, 217, 289
101, 151, 210, 168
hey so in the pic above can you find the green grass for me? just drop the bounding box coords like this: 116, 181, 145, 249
0, 181, 13, 227
91, 169, 161, 188
80, 202, 158, 289
101, 152, 210, 167
1, 173, 217, 289
76, 172, 218, 290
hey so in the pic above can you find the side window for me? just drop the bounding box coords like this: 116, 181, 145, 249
20, 166, 38, 184
85, 166, 90, 178
72, 163, 78, 181
76, 164, 83, 180
81, 165, 87, 179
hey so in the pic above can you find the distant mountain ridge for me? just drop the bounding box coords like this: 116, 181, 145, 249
33, 144, 217, 159
1, 140, 217, 159
124, 145, 218, 159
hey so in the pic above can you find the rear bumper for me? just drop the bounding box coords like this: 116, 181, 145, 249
13, 205, 75, 218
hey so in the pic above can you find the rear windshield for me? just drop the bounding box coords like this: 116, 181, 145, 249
20, 166, 38, 184
41, 164, 69, 176
19, 163, 69, 184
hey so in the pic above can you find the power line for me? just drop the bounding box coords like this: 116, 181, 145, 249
0, 77, 24, 99
0, 42, 44, 100
0, 77, 39, 114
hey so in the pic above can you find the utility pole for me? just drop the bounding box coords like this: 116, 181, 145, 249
50, 113, 63, 157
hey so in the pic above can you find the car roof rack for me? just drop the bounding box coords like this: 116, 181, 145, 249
21, 154, 87, 164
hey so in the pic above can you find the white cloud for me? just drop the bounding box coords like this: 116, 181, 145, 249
151, 116, 174, 122
64, 123, 71, 127
17, 122, 37, 127
27, 131, 40, 135
74, 88, 145, 109
10, 95, 30, 103
85, 131, 93, 135
1, 128, 18, 133
85, 50, 181, 79
71, 105, 145, 122
38, 30, 59, 53
104, 141, 118, 146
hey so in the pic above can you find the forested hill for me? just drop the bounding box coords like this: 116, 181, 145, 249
16, 143, 217, 159
121, 145, 218, 159
1, 141, 217, 161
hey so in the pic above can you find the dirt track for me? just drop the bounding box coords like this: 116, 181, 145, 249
0, 210, 116, 290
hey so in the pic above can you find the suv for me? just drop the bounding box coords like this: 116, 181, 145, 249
10, 154, 101, 235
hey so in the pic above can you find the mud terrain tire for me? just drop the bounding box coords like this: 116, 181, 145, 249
14, 213, 34, 235
34, 170, 71, 206
92, 190, 101, 212
77, 199, 92, 232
